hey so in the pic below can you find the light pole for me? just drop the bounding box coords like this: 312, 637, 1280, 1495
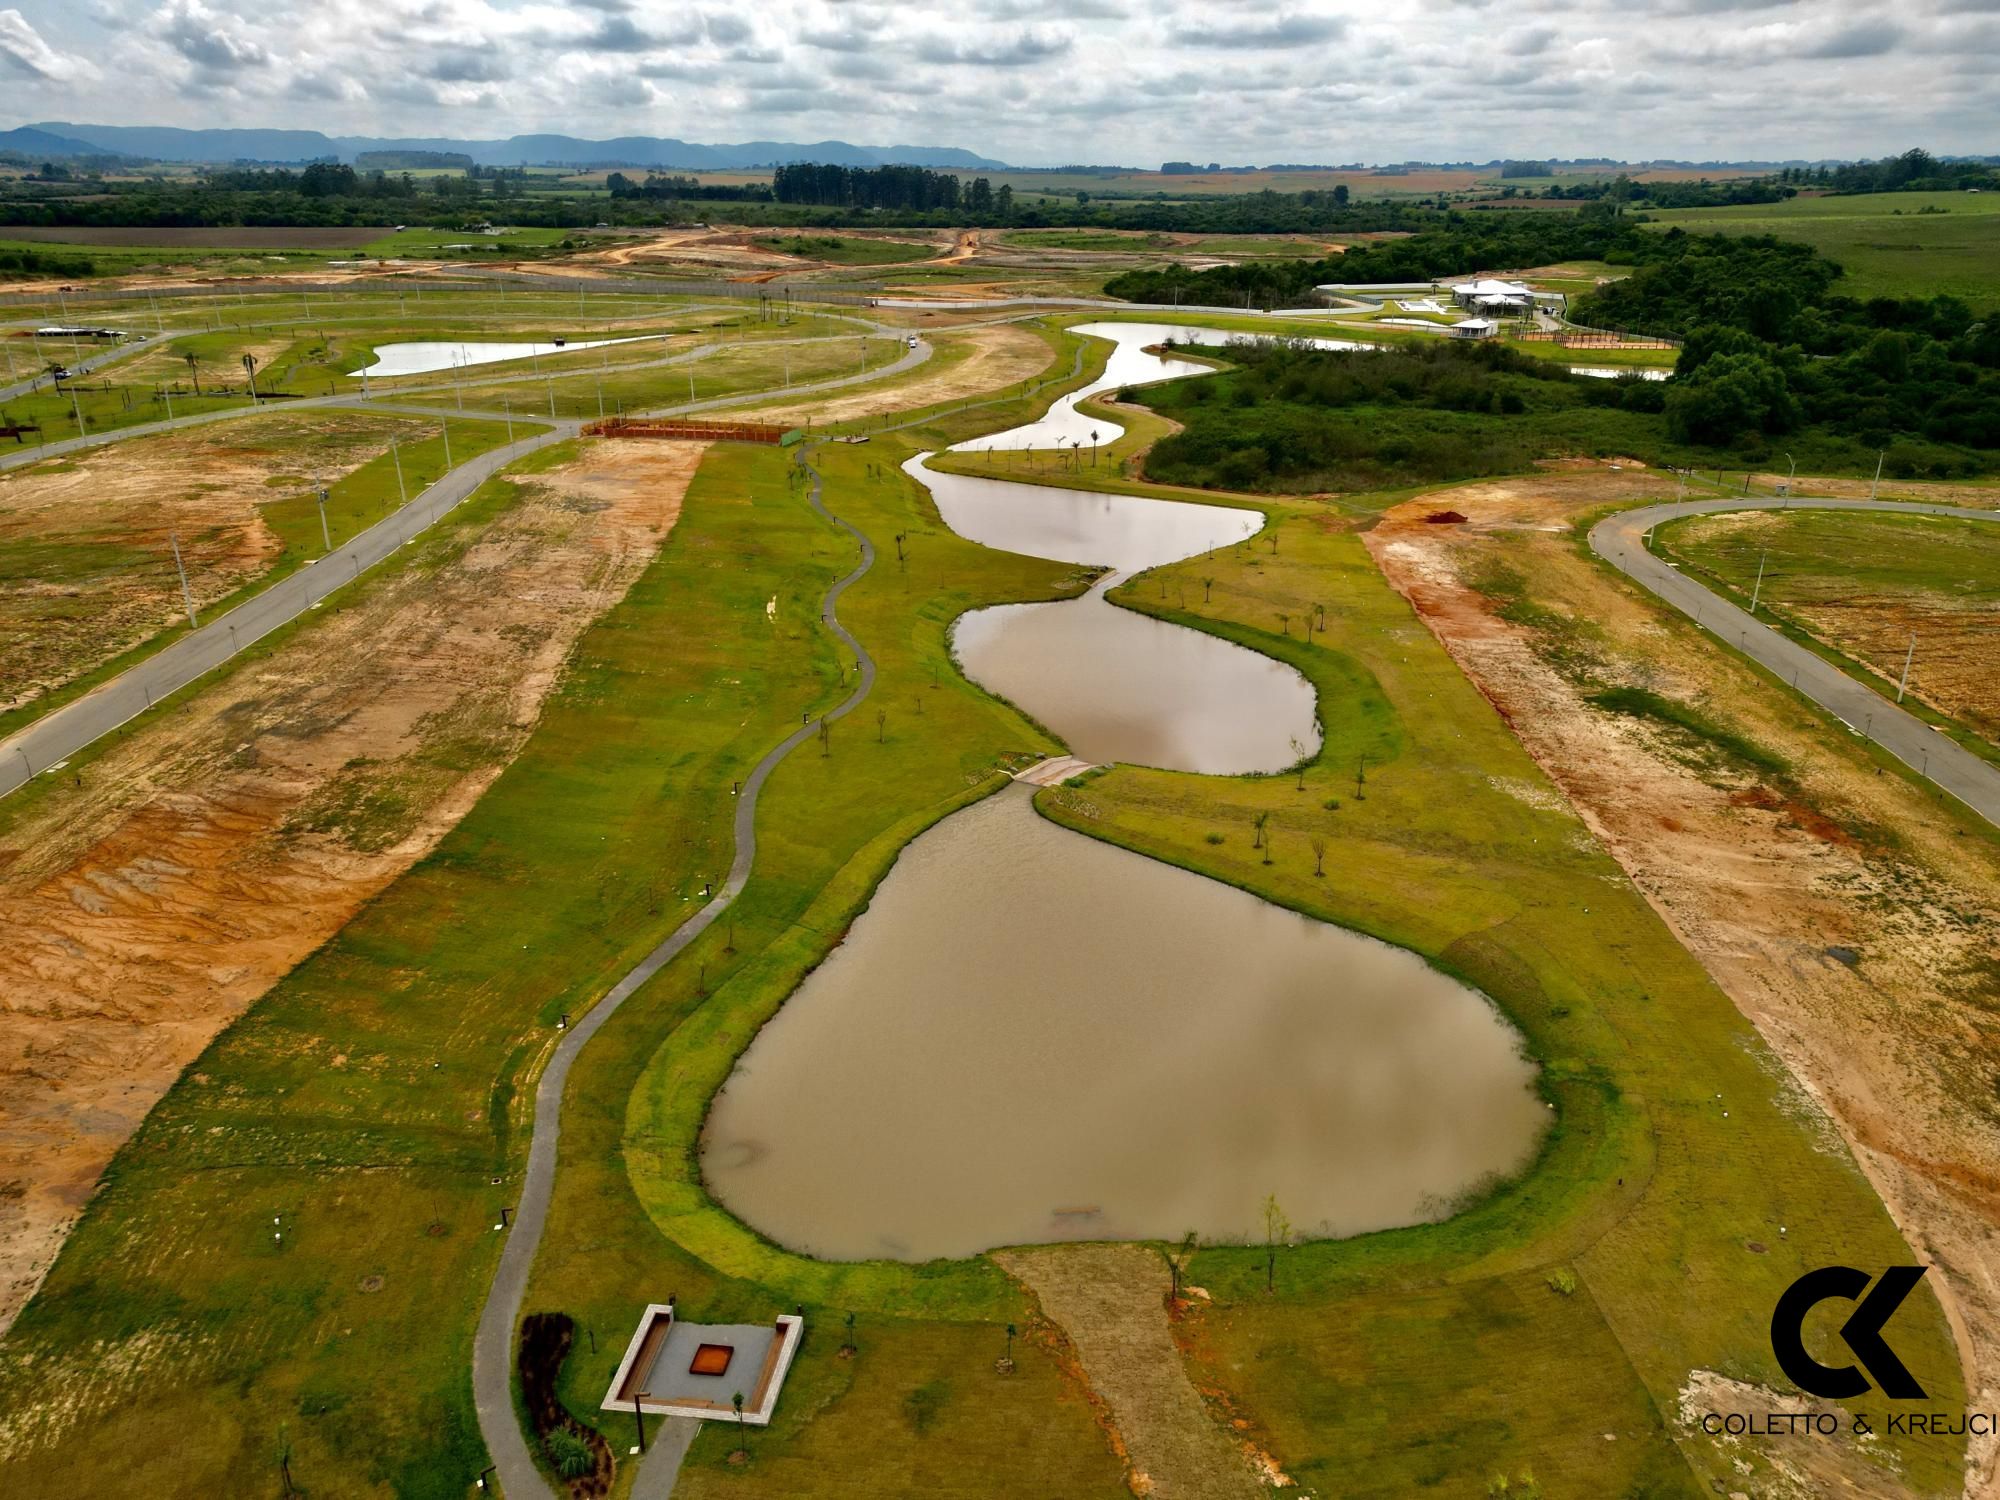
1869, 449, 1884, 501
170, 531, 197, 627
316, 486, 331, 551
1750, 548, 1768, 613
242, 353, 259, 404
390, 435, 406, 504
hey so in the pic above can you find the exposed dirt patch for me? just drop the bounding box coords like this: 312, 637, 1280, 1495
1366, 472, 2000, 1497
0, 439, 701, 1333
0, 412, 414, 714
722, 324, 1053, 426
994, 1243, 1268, 1499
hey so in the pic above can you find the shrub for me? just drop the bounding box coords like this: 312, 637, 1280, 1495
544, 1427, 594, 1480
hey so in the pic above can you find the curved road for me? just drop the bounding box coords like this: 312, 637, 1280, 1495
469, 444, 878, 1500
1590, 496, 2000, 827
0, 335, 932, 799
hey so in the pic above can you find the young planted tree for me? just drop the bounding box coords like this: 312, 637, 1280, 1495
731, 1391, 748, 1460
1201, 576, 1216, 602
1262, 1194, 1291, 1293
819, 717, 831, 757
1251, 810, 1270, 849
1170, 1228, 1199, 1302
182, 350, 201, 394
876, 707, 887, 743
1310, 835, 1327, 877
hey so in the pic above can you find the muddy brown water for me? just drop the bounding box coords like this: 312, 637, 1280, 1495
702, 788, 1546, 1260
912, 456, 1315, 773
699, 322, 1544, 1261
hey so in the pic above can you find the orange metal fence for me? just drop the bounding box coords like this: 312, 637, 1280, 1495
584, 417, 792, 444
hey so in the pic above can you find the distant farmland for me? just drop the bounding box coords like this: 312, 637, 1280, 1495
0, 225, 391, 248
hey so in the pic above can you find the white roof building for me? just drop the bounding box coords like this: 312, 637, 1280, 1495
1447, 318, 1499, 339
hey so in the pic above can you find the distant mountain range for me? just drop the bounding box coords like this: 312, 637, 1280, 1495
4, 123, 1010, 171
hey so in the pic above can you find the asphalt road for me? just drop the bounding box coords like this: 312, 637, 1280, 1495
1589, 495, 2000, 828
0, 330, 175, 403
0, 419, 579, 798
0, 332, 931, 802
469, 442, 880, 1500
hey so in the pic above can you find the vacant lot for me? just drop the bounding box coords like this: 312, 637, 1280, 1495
1367, 471, 2000, 1493
1647, 190, 2000, 309
0, 411, 510, 733
0, 439, 701, 1340
1658, 507, 2000, 753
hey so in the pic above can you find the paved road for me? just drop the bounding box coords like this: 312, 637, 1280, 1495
0, 330, 931, 802
1590, 495, 2000, 828
469, 442, 879, 1500
0, 330, 174, 402
0, 419, 578, 798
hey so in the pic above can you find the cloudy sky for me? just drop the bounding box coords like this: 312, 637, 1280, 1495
1, 0, 1995, 165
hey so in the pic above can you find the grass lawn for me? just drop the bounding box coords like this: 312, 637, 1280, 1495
752, 234, 939, 265
1645, 190, 2000, 310
1655, 507, 2000, 762
359, 226, 578, 259
0, 309, 1968, 1499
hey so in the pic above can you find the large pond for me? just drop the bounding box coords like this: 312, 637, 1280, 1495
702, 789, 1546, 1260
349, 335, 662, 378
698, 319, 1546, 1260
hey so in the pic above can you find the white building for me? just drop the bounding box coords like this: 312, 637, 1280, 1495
1445, 278, 1537, 314
1447, 318, 1499, 340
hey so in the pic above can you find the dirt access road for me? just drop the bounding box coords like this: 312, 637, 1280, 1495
1368, 469, 2000, 1495
0, 441, 703, 1334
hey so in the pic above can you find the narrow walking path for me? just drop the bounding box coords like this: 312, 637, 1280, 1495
993, 1244, 1266, 1500
1590, 496, 2000, 827
469, 443, 878, 1500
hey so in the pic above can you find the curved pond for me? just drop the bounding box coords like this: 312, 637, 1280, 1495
699, 319, 1545, 1259
702, 788, 1546, 1260
948, 321, 1375, 453
349, 335, 661, 378
911, 456, 1314, 773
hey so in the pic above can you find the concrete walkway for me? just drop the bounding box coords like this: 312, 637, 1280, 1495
469, 442, 880, 1500
1589, 495, 2000, 828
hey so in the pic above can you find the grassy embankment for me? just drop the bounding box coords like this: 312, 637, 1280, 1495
752, 234, 939, 265
1655, 507, 2000, 765
0, 323, 1130, 1499
910, 393, 1969, 1497
0, 414, 521, 743
492, 330, 1963, 1498
1646, 190, 2000, 310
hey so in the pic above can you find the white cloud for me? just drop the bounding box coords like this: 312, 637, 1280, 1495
0, 0, 1986, 164
0, 6, 100, 80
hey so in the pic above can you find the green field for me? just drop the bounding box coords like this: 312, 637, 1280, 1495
752, 234, 939, 265
1655, 507, 2000, 759
0, 302, 1975, 1500
1646, 190, 2000, 309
